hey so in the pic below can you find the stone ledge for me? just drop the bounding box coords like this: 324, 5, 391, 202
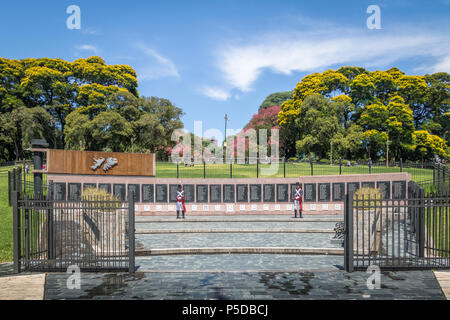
136, 247, 344, 256
136, 228, 335, 234
136, 218, 343, 223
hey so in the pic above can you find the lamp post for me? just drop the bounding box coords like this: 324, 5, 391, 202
224, 114, 229, 163
386, 132, 389, 168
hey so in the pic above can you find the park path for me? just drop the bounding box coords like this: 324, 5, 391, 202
0, 273, 46, 300
433, 271, 450, 299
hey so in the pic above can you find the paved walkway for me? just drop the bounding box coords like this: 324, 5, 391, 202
0, 273, 46, 300
44, 270, 445, 300
434, 271, 450, 299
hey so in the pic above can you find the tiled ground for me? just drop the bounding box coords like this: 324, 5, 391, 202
44, 270, 445, 300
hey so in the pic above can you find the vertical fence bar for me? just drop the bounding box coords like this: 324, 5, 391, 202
230, 162, 232, 178
128, 192, 135, 273
24, 195, 30, 270
345, 191, 354, 272
47, 181, 54, 260
203, 160, 206, 179
283, 157, 286, 178
12, 191, 20, 273
17, 167, 22, 195
433, 161, 436, 185
418, 188, 425, 258
339, 159, 342, 175
310, 158, 313, 176
257, 158, 259, 178
8, 170, 12, 206
400, 158, 403, 172
13, 168, 16, 195
176, 160, 179, 179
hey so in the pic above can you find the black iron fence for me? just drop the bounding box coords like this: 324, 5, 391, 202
161, 158, 443, 185
344, 179, 450, 271
11, 187, 135, 273
7, 166, 48, 206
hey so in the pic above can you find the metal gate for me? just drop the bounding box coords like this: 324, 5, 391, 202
344, 181, 450, 271
12, 191, 135, 273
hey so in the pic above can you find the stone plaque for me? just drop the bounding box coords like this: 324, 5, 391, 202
155, 184, 168, 203
304, 183, 316, 202
362, 181, 375, 189
318, 183, 331, 202
332, 183, 345, 201
83, 183, 96, 191
169, 184, 179, 203
196, 185, 208, 203
53, 183, 66, 201
250, 184, 261, 202
68, 183, 81, 201
392, 180, 406, 199
347, 182, 360, 194
263, 184, 275, 202
236, 184, 248, 202
276, 184, 289, 202
99, 183, 111, 194
223, 184, 235, 203
184, 184, 195, 203
209, 184, 221, 203
290, 184, 301, 202
377, 181, 391, 199
142, 184, 154, 202
113, 184, 126, 201
127, 184, 140, 202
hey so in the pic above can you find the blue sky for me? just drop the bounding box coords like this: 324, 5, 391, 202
1, 0, 449, 142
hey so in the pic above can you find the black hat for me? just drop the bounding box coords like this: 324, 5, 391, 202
296, 182, 300, 186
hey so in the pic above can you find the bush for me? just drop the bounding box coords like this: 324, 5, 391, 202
354, 187, 382, 207
82, 187, 119, 201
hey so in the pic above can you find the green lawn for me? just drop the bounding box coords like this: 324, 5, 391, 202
158, 161, 433, 183
0, 167, 13, 262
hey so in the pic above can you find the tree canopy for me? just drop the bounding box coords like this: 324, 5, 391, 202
0, 56, 183, 161
277, 67, 450, 161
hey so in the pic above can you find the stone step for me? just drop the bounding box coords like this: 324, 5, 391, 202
136, 228, 335, 234
136, 247, 344, 256
136, 218, 343, 223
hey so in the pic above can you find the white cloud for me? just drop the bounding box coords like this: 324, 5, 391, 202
430, 55, 450, 73
75, 44, 99, 53
201, 86, 231, 101
135, 43, 180, 80
216, 29, 450, 92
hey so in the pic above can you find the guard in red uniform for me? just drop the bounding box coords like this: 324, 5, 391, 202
176, 185, 186, 219
293, 182, 303, 218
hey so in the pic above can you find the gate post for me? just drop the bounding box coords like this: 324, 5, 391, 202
344, 191, 354, 272
31, 139, 48, 199
12, 191, 21, 273
128, 192, 135, 273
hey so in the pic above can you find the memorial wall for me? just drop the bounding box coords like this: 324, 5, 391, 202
47, 173, 411, 215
